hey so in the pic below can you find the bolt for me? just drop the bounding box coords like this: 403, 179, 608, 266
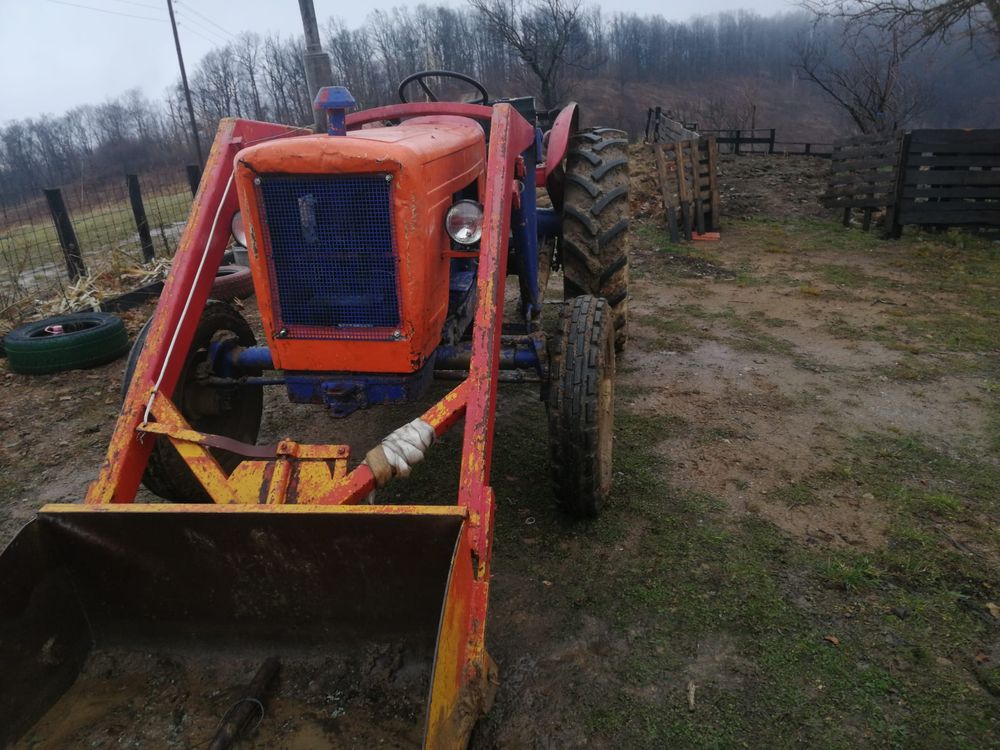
392, 329, 402, 340
254, 177, 262, 186
385, 174, 393, 182
277, 327, 288, 338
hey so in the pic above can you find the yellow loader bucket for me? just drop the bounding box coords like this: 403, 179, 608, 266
0, 505, 487, 749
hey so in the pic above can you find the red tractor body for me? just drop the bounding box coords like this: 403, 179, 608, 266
235, 122, 485, 373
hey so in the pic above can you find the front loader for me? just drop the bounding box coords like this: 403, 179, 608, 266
0, 72, 630, 748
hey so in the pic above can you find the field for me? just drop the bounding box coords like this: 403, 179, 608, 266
0, 181, 191, 318
0, 152, 997, 748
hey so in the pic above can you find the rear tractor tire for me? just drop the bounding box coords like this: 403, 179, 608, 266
547, 295, 615, 518
561, 127, 631, 353
122, 300, 263, 502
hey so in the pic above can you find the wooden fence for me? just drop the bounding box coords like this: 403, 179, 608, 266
892, 129, 1000, 235
652, 137, 720, 242
823, 129, 1000, 235
644, 107, 699, 143
698, 129, 833, 157
821, 133, 900, 231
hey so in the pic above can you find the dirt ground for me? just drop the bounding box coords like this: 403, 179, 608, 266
1, 149, 998, 748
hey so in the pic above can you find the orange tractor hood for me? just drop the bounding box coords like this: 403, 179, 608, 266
234, 121, 486, 374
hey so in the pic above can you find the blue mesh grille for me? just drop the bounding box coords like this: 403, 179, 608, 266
257, 173, 400, 340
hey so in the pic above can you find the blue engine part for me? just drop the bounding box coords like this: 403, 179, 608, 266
284, 358, 436, 418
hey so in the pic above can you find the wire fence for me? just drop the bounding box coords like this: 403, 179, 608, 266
0, 166, 198, 326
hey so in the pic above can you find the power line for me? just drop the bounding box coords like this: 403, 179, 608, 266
175, 1, 236, 39
104, 0, 163, 10
175, 13, 231, 45
177, 22, 221, 46
45, 0, 166, 22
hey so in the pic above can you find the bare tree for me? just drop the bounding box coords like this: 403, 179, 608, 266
803, 0, 1000, 55
468, 0, 600, 108
796, 27, 933, 132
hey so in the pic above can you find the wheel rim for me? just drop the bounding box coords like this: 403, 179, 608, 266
29, 320, 100, 337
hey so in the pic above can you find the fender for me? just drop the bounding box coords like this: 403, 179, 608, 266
539, 102, 579, 182
539, 102, 579, 210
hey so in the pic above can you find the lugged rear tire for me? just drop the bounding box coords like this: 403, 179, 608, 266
122, 300, 263, 502
561, 127, 630, 352
547, 295, 615, 518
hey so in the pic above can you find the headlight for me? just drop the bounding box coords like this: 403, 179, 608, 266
445, 200, 484, 246
231, 211, 247, 247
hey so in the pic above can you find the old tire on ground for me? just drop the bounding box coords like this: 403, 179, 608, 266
547, 295, 615, 517
561, 127, 630, 352
3, 312, 129, 375
121, 300, 263, 502
211, 265, 254, 300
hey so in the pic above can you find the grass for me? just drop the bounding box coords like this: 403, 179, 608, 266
445, 376, 1000, 748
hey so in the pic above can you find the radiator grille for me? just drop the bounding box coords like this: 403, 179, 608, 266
257, 173, 400, 339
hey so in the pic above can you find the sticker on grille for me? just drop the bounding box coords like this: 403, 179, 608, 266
257, 173, 400, 340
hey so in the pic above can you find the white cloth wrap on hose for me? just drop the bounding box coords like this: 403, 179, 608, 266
380, 417, 436, 479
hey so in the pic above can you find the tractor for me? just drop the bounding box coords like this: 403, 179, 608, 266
0, 71, 630, 748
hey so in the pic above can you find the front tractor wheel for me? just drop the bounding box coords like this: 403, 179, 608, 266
547, 295, 615, 518
561, 127, 631, 353
122, 300, 263, 502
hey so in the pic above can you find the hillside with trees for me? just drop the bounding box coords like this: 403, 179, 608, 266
1, 3, 998, 199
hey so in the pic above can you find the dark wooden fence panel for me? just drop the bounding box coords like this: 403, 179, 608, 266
895, 129, 1000, 232
821, 133, 900, 230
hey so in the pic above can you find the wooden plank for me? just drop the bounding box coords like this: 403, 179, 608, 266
689, 141, 706, 235
888, 131, 911, 238
827, 174, 898, 190
901, 198, 1000, 207
831, 144, 898, 159
909, 129, 1000, 146
837, 132, 899, 147
654, 142, 681, 245
706, 136, 721, 232
823, 181, 897, 195
830, 158, 896, 173
898, 208, 1000, 224
903, 169, 1000, 186
907, 186, 1000, 199
906, 142, 1000, 154
906, 155, 1000, 168
821, 198, 896, 209
674, 140, 692, 240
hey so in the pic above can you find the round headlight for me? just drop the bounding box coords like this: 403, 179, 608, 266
445, 200, 484, 246
231, 211, 247, 247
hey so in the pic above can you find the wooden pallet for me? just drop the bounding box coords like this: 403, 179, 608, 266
652, 137, 720, 242
821, 133, 900, 231
892, 129, 1000, 235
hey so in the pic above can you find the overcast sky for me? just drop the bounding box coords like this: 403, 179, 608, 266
1, 0, 794, 122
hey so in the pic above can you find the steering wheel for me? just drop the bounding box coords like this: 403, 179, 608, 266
398, 70, 489, 105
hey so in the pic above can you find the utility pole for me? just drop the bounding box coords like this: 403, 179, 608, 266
298, 0, 335, 132
166, 0, 204, 165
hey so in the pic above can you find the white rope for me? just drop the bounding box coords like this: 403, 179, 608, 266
380, 418, 436, 478
142, 173, 235, 425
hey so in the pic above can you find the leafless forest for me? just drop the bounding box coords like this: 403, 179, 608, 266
1, 2, 998, 200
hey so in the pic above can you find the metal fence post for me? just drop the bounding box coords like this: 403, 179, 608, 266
769, 129, 776, 154
735, 130, 741, 155
43, 188, 86, 280
186, 164, 202, 197
126, 174, 155, 262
